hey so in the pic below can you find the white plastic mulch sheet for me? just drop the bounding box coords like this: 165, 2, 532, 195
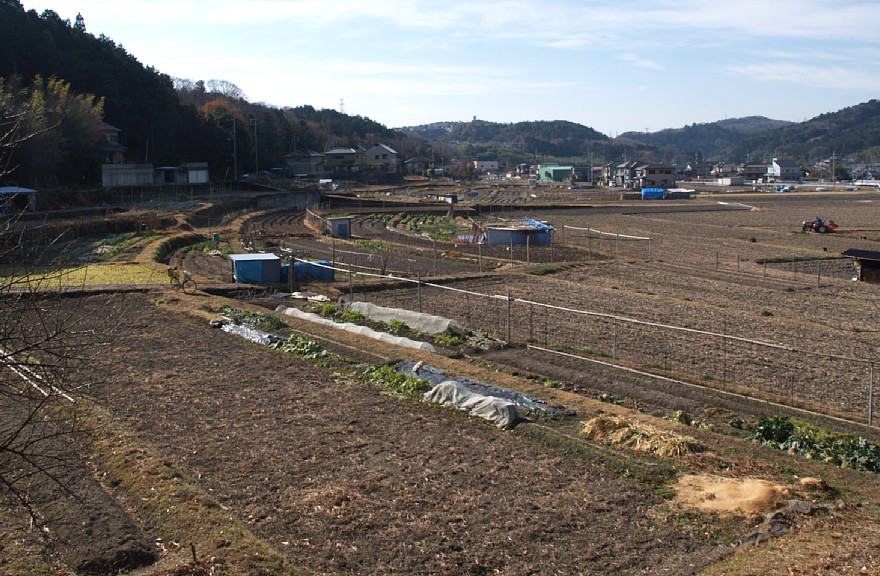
400, 361, 572, 429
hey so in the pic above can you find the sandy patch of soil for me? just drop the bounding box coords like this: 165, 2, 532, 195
674, 474, 791, 515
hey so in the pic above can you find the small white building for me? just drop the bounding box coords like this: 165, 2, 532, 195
474, 160, 499, 172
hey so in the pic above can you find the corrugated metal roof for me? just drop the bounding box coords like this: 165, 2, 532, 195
842, 248, 880, 261
0, 186, 37, 193
229, 253, 281, 261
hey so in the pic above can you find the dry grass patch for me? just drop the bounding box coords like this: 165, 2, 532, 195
1, 263, 164, 287
581, 414, 700, 458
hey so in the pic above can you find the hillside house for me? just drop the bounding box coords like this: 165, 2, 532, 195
324, 147, 362, 175
285, 149, 325, 176
100, 122, 127, 164
404, 156, 432, 175
155, 163, 209, 185
100, 123, 208, 188
363, 144, 399, 174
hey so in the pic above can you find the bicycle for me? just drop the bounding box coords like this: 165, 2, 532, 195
167, 266, 198, 294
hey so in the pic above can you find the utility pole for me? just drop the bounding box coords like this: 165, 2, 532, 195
831, 150, 835, 189
250, 114, 259, 179
231, 116, 238, 180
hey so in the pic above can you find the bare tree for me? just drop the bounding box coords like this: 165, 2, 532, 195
0, 98, 123, 528
206, 79, 246, 100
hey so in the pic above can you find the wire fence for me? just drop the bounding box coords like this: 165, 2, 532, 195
560, 224, 654, 260
306, 259, 877, 428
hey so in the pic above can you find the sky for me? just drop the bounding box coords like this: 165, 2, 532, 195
18, 0, 880, 136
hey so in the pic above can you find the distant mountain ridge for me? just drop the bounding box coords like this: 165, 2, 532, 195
400, 102, 880, 166
723, 100, 880, 163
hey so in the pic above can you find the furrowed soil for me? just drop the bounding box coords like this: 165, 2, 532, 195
5, 189, 880, 575
66, 294, 727, 575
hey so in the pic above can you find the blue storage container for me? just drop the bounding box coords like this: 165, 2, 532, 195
229, 253, 282, 284
294, 260, 335, 283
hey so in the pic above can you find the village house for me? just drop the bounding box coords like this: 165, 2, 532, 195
323, 147, 363, 176
100, 122, 127, 164
635, 163, 676, 189
473, 160, 499, 173
604, 161, 639, 188
768, 158, 802, 182
684, 161, 713, 180
404, 156, 432, 176
284, 149, 325, 177
100, 122, 209, 188
363, 144, 399, 174
739, 163, 768, 182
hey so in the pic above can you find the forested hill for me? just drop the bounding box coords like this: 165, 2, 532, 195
398, 119, 610, 159
616, 117, 794, 160
0, 0, 207, 169
0, 1, 411, 187
722, 100, 880, 163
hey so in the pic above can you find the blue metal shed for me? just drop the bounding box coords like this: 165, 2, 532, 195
229, 253, 281, 284
485, 219, 554, 246
641, 187, 665, 200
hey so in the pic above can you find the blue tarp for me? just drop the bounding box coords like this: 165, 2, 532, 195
523, 218, 554, 231
641, 187, 665, 200
294, 260, 334, 282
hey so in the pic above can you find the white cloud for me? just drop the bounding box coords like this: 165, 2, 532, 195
619, 54, 662, 70
727, 62, 880, 91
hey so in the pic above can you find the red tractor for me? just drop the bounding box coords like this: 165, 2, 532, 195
802, 217, 838, 233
